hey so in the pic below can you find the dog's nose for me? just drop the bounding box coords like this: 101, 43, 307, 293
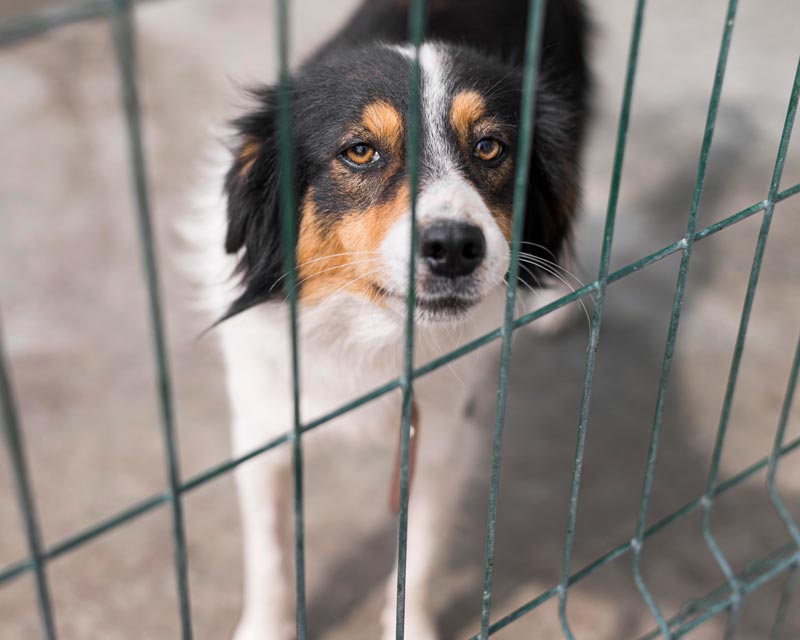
419, 221, 485, 278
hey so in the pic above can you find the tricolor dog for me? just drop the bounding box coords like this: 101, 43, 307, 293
191, 0, 588, 637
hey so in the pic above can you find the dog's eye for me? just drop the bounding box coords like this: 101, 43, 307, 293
473, 137, 504, 163
343, 143, 380, 166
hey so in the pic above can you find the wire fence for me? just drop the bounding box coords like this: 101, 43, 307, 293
1, 0, 799, 639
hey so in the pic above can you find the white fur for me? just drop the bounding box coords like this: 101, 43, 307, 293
386, 43, 456, 178
420, 44, 457, 178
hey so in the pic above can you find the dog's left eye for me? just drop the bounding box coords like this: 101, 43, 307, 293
342, 143, 380, 166
473, 137, 505, 163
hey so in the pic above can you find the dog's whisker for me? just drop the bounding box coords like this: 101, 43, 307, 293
518, 254, 594, 309
283, 259, 383, 295
465, 310, 482, 367
280, 264, 386, 308
510, 269, 554, 340
517, 260, 592, 334
320, 267, 387, 301
268, 251, 382, 294
517, 254, 595, 318
427, 325, 467, 390
293, 250, 381, 270
456, 311, 466, 348
517, 250, 588, 290
517, 241, 560, 262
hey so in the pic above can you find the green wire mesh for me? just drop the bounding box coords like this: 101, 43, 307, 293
274, 0, 308, 636
1, 1, 799, 639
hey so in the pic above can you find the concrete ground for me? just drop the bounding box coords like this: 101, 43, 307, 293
1, 0, 799, 638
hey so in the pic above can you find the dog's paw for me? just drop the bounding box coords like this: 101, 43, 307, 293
517, 283, 580, 337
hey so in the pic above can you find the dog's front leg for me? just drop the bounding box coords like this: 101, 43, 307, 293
380, 397, 479, 640
219, 326, 297, 640
231, 439, 295, 640
232, 435, 294, 640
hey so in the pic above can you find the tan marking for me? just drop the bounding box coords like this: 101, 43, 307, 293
361, 101, 403, 152
489, 205, 513, 241
297, 183, 410, 305
450, 90, 486, 148
237, 138, 261, 178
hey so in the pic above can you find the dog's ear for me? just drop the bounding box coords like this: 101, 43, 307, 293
519, 84, 584, 287
222, 86, 294, 320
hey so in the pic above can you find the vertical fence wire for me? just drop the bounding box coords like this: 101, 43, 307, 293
767, 331, 800, 546
477, 1, 548, 637
701, 50, 798, 639
273, 0, 308, 636
107, 2, 192, 638
771, 561, 800, 640
0, 326, 57, 640
760, 64, 800, 551
394, 3, 426, 637
556, 1, 647, 637
767, 331, 800, 638
629, 1, 739, 636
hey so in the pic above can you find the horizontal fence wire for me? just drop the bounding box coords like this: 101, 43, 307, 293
479, 1, 548, 638
771, 561, 800, 640
0, 326, 56, 639
107, 1, 192, 637
637, 543, 800, 640
2, 1, 800, 638
273, 0, 307, 636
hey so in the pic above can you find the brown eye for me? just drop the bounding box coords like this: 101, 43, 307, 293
473, 137, 504, 163
343, 143, 379, 166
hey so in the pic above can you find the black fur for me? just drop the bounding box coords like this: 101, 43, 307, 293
222, 0, 589, 318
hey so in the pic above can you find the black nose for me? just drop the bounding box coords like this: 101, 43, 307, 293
419, 221, 486, 278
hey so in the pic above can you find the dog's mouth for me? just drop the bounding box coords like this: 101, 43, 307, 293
370, 282, 481, 323
415, 294, 480, 321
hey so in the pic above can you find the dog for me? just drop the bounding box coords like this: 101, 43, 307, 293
191, 0, 588, 637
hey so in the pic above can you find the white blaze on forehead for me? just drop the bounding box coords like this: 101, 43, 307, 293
386, 43, 457, 177
377, 44, 510, 300
419, 44, 456, 177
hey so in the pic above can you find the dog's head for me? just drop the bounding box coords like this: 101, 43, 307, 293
222, 42, 583, 325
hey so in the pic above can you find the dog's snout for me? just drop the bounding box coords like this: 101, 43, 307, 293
420, 221, 485, 278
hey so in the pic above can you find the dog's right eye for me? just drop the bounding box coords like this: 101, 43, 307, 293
473, 137, 505, 164
342, 143, 380, 166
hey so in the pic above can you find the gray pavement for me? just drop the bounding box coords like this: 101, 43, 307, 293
1, 0, 799, 638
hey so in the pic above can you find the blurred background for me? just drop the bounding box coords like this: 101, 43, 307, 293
1, 0, 799, 638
